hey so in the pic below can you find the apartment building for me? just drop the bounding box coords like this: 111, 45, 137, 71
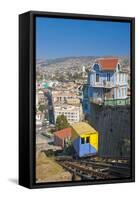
54, 104, 82, 124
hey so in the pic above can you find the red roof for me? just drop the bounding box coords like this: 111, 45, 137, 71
97, 58, 118, 71
54, 128, 72, 139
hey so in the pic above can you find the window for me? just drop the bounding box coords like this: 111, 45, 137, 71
122, 88, 124, 97
86, 137, 90, 143
120, 74, 122, 82
84, 104, 88, 110
124, 74, 127, 82
123, 74, 125, 82
119, 88, 121, 97
93, 64, 100, 71
118, 64, 120, 71
116, 88, 118, 98
81, 137, 85, 144
125, 88, 127, 96
96, 74, 99, 82
107, 73, 110, 81
118, 74, 120, 82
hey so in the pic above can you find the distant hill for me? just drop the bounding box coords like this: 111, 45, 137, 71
36, 56, 130, 70
37, 56, 97, 67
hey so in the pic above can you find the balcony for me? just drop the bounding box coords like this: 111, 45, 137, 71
90, 97, 130, 106
90, 81, 115, 88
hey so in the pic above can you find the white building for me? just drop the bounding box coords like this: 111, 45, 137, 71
52, 90, 78, 104
37, 90, 45, 105
54, 104, 82, 124
36, 111, 44, 126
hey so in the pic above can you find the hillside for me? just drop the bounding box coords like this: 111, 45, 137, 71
36, 56, 130, 70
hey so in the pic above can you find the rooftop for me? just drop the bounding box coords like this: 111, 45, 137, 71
96, 58, 119, 71
54, 127, 72, 139
71, 122, 97, 135
54, 104, 80, 111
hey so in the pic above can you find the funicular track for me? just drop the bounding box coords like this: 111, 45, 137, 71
56, 156, 130, 180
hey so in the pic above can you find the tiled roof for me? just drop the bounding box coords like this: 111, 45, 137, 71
54, 127, 72, 139
97, 58, 118, 71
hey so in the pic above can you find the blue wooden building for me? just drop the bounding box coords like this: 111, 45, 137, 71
83, 58, 129, 113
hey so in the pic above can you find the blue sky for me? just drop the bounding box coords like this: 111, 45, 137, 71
36, 17, 130, 59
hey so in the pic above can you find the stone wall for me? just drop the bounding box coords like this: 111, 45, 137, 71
89, 103, 131, 158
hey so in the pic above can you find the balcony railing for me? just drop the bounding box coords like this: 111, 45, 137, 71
90, 81, 115, 88
90, 97, 130, 106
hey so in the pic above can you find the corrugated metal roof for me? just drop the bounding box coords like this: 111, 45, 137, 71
71, 122, 97, 136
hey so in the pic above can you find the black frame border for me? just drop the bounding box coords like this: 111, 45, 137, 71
19, 11, 135, 189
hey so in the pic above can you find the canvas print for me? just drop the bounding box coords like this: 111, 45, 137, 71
35, 17, 131, 183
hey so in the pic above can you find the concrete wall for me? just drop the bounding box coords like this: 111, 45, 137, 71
89, 103, 131, 158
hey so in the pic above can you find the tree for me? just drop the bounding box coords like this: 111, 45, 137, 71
38, 104, 45, 112
56, 115, 69, 131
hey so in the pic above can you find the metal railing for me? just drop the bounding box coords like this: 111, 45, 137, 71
90, 97, 130, 106
91, 81, 115, 88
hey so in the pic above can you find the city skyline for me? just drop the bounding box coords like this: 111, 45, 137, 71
36, 17, 130, 59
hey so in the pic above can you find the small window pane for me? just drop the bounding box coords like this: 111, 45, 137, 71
107, 73, 110, 81
96, 74, 99, 82
81, 138, 85, 144
86, 137, 90, 143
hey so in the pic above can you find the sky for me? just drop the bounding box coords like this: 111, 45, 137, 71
36, 17, 130, 59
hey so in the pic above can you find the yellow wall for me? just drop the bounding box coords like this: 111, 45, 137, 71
71, 128, 98, 151
90, 132, 98, 151
79, 132, 98, 151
